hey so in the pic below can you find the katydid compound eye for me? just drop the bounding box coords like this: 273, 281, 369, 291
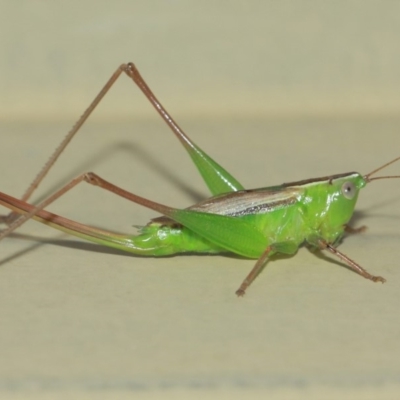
341, 181, 356, 199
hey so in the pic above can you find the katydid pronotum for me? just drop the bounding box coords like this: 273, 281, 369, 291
0, 63, 399, 296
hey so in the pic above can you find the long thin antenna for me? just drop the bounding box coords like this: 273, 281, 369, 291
364, 156, 400, 182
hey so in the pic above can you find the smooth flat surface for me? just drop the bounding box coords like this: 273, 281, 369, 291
2, 1, 400, 120
0, 118, 400, 399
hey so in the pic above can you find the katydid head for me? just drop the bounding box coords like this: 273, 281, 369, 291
331, 156, 400, 219
325, 156, 400, 237
325, 173, 365, 223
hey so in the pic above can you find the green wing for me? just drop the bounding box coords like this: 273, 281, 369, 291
188, 187, 302, 217
169, 209, 267, 258
167, 187, 302, 258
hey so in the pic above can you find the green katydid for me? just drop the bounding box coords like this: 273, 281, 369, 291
0, 63, 399, 296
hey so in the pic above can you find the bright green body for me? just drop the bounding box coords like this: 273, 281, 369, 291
114, 173, 365, 258
0, 152, 366, 261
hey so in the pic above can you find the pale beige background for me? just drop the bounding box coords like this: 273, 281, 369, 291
1, 1, 400, 399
